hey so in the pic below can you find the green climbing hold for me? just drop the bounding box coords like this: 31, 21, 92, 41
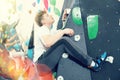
54, 7, 60, 16
50, 0, 56, 6
72, 7, 83, 25
87, 15, 98, 40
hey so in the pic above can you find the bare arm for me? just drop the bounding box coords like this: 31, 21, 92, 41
41, 28, 74, 48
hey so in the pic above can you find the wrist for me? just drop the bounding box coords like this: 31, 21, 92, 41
61, 29, 65, 35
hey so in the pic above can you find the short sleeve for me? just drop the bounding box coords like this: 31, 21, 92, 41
35, 26, 50, 45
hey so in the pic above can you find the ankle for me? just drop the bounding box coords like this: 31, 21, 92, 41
88, 63, 101, 72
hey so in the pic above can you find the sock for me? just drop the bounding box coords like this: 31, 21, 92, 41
90, 61, 98, 67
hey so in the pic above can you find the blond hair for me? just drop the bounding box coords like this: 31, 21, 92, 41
35, 11, 46, 26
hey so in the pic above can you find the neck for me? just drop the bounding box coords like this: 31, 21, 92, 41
44, 24, 52, 29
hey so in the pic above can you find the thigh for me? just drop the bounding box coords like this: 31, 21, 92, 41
38, 42, 65, 69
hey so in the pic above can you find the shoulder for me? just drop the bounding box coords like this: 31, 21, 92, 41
34, 25, 50, 36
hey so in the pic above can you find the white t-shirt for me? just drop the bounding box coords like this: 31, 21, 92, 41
33, 24, 51, 62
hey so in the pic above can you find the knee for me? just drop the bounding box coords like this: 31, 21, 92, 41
61, 37, 71, 41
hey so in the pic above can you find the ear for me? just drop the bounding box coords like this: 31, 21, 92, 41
41, 19, 45, 25
41, 19, 46, 24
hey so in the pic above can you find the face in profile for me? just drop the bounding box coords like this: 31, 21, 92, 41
42, 13, 55, 25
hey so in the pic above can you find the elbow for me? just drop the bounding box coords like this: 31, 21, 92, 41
44, 42, 52, 48
42, 39, 54, 48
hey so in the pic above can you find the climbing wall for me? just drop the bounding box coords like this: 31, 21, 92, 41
79, 0, 120, 80
57, 0, 92, 80
57, 0, 120, 80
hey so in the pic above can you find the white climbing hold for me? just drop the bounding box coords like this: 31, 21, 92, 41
74, 34, 81, 41
57, 75, 64, 80
66, 8, 71, 14
62, 53, 68, 58
105, 56, 114, 64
